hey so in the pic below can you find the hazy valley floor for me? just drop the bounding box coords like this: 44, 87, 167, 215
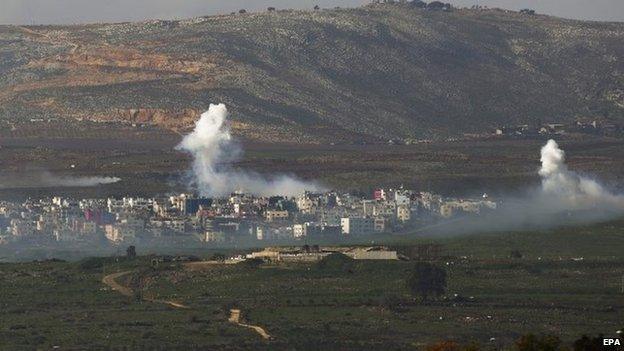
2, 126, 624, 201
1, 222, 623, 350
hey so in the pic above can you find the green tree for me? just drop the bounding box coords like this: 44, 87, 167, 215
211, 253, 226, 262
378, 292, 404, 312
316, 253, 353, 272
126, 245, 137, 259
573, 334, 605, 351
425, 340, 481, 351
406, 262, 447, 302
515, 334, 562, 351
242, 258, 264, 269
510, 249, 523, 259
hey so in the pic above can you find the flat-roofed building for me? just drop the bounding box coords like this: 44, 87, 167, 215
341, 217, 374, 235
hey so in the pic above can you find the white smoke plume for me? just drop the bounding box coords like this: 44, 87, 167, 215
41, 175, 121, 188
0, 172, 121, 189
538, 139, 624, 209
427, 139, 624, 235
177, 103, 322, 197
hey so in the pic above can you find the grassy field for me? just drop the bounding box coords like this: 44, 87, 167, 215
1, 221, 623, 350
2, 130, 624, 200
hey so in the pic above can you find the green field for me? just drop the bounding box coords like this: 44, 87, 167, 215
1, 221, 623, 350
3, 134, 624, 201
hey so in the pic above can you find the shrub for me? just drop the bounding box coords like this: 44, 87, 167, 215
241, 258, 263, 269
510, 249, 523, 259
425, 341, 481, 351
316, 253, 354, 271
211, 253, 226, 262
573, 334, 605, 351
78, 257, 107, 271
407, 262, 447, 302
516, 334, 563, 351
378, 292, 405, 312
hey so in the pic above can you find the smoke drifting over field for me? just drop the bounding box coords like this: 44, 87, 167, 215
0, 172, 120, 189
539, 140, 624, 209
42, 175, 121, 188
177, 103, 322, 197
432, 139, 624, 235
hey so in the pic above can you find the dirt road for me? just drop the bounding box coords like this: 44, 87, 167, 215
101, 271, 189, 309
102, 269, 271, 339
228, 309, 272, 340
101, 271, 133, 297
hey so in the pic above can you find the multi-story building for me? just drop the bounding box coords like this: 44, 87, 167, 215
397, 204, 412, 222
374, 217, 387, 232
341, 217, 374, 235
265, 210, 289, 222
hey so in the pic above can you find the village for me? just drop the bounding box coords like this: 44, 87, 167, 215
492, 118, 622, 139
0, 188, 497, 247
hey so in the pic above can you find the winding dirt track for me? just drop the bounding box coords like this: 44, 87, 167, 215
102, 269, 271, 339
229, 309, 272, 340
101, 271, 190, 309
101, 271, 133, 297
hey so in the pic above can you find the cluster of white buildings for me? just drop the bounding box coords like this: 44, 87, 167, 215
0, 188, 497, 246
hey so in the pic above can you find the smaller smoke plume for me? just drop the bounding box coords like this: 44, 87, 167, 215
539, 139, 624, 209
177, 103, 322, 197
0, 172, 121, 189
427, 139, 624, 235
41, 174, 121, 188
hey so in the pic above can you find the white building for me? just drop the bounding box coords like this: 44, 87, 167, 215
104, 224, 136, 243
255, 225, 266, 241
397, 204, 412, 222
394, 190, 411, 207
296, 194, 318, 214
205, 231, 225, 242
126, 197, 153, 211
265, 210, 289, 222
293, 224, 305, 239
341, 217, 374, 235
374, 217, 387, 232
107, 198, 125, 213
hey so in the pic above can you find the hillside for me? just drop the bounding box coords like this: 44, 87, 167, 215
1, 4, 623, 143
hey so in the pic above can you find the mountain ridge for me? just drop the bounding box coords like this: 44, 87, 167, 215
1, 4, 623, 143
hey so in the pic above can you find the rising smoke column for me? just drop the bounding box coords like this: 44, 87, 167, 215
424, 139, 624, 235
539, 139, 624, 210
177, 103, 322, 197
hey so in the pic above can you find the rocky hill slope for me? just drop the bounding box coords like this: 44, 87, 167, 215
1, 4, 623, 143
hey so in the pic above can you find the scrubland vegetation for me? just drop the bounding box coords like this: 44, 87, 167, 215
1, 221, 622, 349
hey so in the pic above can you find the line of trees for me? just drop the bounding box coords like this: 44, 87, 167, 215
237, 0, 459, 16
371, 0, 453, 11
236, 5, 323, 14
520, 9, 536, 15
